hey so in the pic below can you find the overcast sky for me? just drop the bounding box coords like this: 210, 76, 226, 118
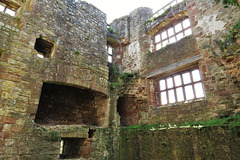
83, 0, 172, 23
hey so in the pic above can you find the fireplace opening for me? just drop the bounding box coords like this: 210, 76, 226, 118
117, 95, 141, 126
35, 82, 107, 126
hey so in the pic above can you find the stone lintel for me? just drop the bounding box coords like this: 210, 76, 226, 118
61, 132, 89, 138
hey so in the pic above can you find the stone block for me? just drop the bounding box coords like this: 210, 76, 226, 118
61, 132, 88, 138
2, 117, 15, 124
11, 125, 22, 132
0, 146, 5, 155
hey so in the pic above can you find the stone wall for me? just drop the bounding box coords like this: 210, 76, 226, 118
120, 126, 240, 160
110, 7, 152, 73
1, 0, 240, 159
0, 0, 112, 159
185, 0, 240, 115
145, 35, 199, 74
111, 0, 240, 126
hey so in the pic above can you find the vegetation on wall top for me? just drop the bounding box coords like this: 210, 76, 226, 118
122, 112, 240, 132
214, 0, 240, 8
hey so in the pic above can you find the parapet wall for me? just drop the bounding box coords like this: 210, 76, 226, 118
120, 126, 240, 160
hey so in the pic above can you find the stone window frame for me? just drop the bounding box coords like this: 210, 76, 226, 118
153, 17, 192, 51
155, 68, 205, 106
0, 1, 21, 16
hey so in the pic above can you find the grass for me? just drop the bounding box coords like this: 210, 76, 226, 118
121, 112, 240, 131
180, 113, 240, 128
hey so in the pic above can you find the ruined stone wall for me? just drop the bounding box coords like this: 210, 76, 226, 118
0, 0, 113, 159
111, 0, 240, 126
116, 78, 149, 126
110, 7, 152, 73
145, 35, 199, 74
120, 126, 240, 160
185, 0, 240, 116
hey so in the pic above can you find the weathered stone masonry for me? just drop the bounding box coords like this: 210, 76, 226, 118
1, 0, 240, 159
110, 0, 240, 126
0, 0, 114, 159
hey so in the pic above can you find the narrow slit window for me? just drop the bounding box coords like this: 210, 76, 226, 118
107, 45, 113, 63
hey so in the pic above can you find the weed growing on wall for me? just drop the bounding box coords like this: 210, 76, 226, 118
214, 0, 240, 8
109, 64, 138, 93
217, 18, 240, 51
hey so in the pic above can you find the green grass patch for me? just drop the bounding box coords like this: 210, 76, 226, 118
121, 112, 240, 131
180, 113, 240, 128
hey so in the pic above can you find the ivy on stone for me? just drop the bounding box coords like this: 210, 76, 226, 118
214, 0, 240, 8
217, 18, 240, 51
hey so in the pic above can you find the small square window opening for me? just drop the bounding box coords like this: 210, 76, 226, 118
34, 37, 54, 58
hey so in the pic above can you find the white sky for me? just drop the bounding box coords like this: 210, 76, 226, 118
83, 0, 172, 23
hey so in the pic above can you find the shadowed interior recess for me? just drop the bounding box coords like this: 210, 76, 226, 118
34, 38, 54, 58
35, 83, 107, 126
117, 95, 143, 126
60, 138, 93, 159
